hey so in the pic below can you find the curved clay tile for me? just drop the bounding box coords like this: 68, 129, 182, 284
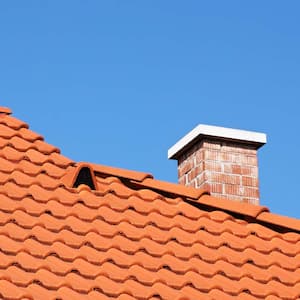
0, 107, 299, 299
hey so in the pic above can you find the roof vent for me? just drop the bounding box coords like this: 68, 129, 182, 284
61, 163, 98, 190
73, 167, 96, 189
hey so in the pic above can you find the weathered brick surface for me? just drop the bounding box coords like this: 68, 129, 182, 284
177, 139, 261, 204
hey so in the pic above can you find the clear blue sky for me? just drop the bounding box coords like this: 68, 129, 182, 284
1, 1, 299, 218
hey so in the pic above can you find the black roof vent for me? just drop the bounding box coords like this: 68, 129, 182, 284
73, 167, 96, 190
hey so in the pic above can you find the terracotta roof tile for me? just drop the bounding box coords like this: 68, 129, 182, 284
33, 139, 60, 154
0, 106, 12, 114
92, 163, 153, 182
257, 211, 300, 231
10, 136, 33, 151
18, 127, 43, 142
0, 107, 299, 299
134, 177, 209, 200
0, 115, 28, 129
0, 123, 17, 138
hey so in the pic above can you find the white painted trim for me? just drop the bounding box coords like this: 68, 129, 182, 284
168, 124, 267, 159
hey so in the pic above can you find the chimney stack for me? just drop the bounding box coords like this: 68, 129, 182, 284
168, 125, 266, 205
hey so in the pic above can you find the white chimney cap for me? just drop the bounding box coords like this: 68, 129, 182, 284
168, 124, 267, 159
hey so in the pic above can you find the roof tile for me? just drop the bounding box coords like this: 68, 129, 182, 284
0, 156, 15, 172
26, 148, 50, 164
0, 107, 299, 300
92, 163, 153, 182
33, 139, 60, 154
0, 106, 12, 114
0, 115, 28, 129
0, 123, 17, 138
18, 127, 43, 142
257, 211, 300, 232
2, 145, 25, 161
49, 152, 74, 167
138, 177, 209, 200
10, 135, 33, 151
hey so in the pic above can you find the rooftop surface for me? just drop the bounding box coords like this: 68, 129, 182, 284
0, 106, 299, 300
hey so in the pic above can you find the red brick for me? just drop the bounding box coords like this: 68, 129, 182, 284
178, 160, 194, 177
242, 155, 258, 166
204, 150, 221, 161
231, 164, 241, 174
176, 135, 261, 205
195, 172, 206, 186
220, 152, 232, 162
195, 150, 204, 164
188, 166, 202, 181
188, 179, 196, 188
224, 164, 232, 173
222, 143, 257, 155
209, 183, 223, 194
199, 182, 211, 192
242, 176, 258, 187
224, 184, 241, 196
220, 152, 241, 163
232, 153, 242, 163
202, 140, 221, 150
241, 166, 257, 176
221, 144, 242, 153
178, 176, 186, 186
211, 173, 240, 185
243, 197, 259, 205
203, 161, 222, 172
243, 187, 259, 198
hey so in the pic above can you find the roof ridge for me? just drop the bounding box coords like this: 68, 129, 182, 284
0, 106, 74, 170
0, 106, 12, 115
132, 177, 209, 200
3, 106, 298, 233
91, 163, 153, 182
66, 161, 300, 232
257, 211, 300, 232
72, 163, 209, 199
1, 106, 299, 300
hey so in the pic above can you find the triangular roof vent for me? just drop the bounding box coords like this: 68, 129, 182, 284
73, 167, 96, 189
61, 163, 97, 190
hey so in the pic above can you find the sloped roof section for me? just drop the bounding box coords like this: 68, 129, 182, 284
0, 106, 299, 300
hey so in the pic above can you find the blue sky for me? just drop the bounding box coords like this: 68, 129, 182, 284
1, 1, 299, 218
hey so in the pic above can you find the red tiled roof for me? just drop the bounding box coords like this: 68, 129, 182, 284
0, 106, 299, 300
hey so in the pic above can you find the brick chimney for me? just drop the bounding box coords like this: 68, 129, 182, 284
168, 125, 266, 204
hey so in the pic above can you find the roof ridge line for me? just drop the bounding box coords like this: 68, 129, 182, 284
0, 106, 12, 115
133, 177, 209, 200
199, 194, 300, 232
257, 211, 300, 232
130, 174, 300, 232
197, 194, 269, 218
91, 163, 153, 182
64, 161, 300, 232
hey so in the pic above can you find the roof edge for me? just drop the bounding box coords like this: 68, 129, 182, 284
0, 106, 12, 115
257, 211, 300, 232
